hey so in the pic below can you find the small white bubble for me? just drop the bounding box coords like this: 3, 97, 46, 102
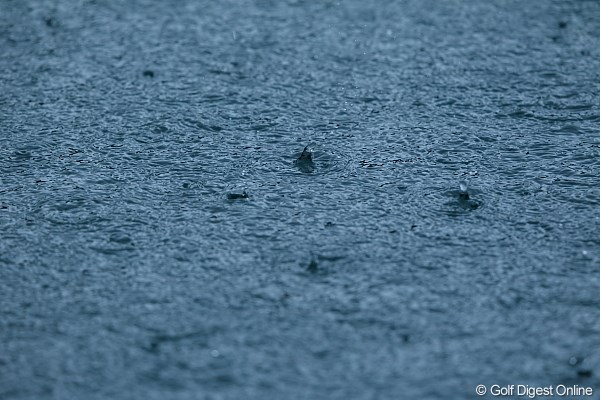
210, 349, 220, 358
569, 356, 578, 366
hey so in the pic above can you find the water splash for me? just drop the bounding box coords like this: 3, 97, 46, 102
294, 145, 315, 173
458, 180, 470, 200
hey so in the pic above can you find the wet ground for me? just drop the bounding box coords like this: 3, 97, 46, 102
1, 0, 600, 399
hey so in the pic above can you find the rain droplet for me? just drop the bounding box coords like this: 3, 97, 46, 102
569, 356, 579, 366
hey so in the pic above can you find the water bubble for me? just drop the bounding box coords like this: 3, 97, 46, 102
569, 356, 579, 366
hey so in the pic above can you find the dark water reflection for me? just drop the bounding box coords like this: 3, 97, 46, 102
1, 0, 599, 398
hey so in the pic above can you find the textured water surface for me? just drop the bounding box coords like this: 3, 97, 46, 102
1, 0, 600, 399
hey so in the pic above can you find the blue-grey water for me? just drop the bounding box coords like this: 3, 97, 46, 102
1, 1, 600, 399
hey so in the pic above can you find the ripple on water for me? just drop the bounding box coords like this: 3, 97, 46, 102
2, 0, 600, 398
290, 146, 354, 177
420, 184, 485, 218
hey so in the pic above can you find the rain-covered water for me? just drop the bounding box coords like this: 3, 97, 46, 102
1, 0, 599, 399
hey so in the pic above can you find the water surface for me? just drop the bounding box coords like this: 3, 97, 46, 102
1, 0, 599, 399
